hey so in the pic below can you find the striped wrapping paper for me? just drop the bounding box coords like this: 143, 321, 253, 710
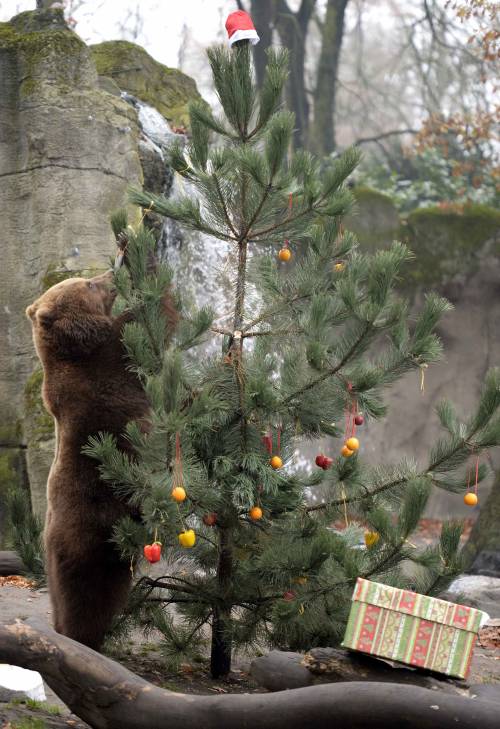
342, 578, 488, 679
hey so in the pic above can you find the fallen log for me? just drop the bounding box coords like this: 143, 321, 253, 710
0, 551, 27, 576
0, 619, 497, 729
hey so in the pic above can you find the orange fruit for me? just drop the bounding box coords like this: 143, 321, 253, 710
249, 506, 263, 521
270, 455, 283, 469
171, 486, 186, 502
278, 248, 292, 262
270, 456, 283, 470
464, 492, 478, 506
345, 437, 359, 452
341, 445, 354, 457
364, 531, 380, 548
334, 262, 345, 272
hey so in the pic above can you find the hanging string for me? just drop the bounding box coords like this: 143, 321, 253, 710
344, 392, 357, 440
474, 456, 479, 495
174, 432, 183, 487
288, 192, 293, 216
341, 485, 349, 528
466, 466, 471, 493
351, 400, 357, 438
176, 502, 187, 531
154, 527, 158, 543
277, 425, 281, 455
420, 363, 428, 394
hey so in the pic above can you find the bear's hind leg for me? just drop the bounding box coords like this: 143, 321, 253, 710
50, 551, 131, 650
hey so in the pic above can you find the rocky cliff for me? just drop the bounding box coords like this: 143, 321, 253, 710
0, 7, 201, 526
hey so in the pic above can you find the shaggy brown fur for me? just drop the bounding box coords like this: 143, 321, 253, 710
26, 271, 150, 650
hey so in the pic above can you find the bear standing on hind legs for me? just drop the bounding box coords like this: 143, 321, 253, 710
26, 271, 154, 650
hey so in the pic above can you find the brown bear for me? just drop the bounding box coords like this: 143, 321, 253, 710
26, 271, 151, 650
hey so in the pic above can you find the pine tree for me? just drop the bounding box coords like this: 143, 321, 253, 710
85, 41, 500, 678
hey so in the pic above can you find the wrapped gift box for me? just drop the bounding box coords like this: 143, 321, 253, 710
342, 578, 488, 679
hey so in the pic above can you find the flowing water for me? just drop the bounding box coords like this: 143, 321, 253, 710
123, 94, 234, 324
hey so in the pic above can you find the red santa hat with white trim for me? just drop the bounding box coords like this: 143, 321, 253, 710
225, 10, 260, 47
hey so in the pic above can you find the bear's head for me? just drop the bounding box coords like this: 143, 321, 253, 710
26, 271, 117, 359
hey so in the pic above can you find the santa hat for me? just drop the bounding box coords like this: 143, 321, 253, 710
225, 10, 260, 47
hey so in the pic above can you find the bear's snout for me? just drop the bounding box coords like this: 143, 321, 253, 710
88, 271, 117, 312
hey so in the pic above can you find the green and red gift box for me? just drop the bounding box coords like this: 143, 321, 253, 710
342, 578, 488, 679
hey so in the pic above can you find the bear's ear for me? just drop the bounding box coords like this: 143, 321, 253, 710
51, 313, 112, 357
26, 304, 54, 327
26, 303, 37, 321
37, 308, 55, 328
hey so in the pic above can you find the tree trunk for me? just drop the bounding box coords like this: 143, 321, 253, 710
250, 0, 276, 88
310, 0, 350, 156
0, 619, 498, 729
274, 0, 316, 149
210, 527, 234, 678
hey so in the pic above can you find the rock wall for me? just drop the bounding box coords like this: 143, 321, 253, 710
0, 7, 201, 524
346, 191, 500, 517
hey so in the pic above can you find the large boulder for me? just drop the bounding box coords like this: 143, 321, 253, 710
90, 40, 203, 129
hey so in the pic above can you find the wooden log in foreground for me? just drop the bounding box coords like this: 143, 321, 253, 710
0, 619, 497, 729
0, 551, 27, 576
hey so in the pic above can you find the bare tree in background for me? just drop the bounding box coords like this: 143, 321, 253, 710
117, 2, 146, 44
239, 0, 318, 149
309, 0, 349, 155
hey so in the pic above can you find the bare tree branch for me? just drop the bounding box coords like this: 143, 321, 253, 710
0, 619, 497, 729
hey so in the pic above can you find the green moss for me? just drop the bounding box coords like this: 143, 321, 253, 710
9, 699, 61, 716
403, 203, 500, 287
24, 369, 54, 442
353, 186, 396, 207
0, 451, 18, 487
9, 718, 48, 729
42, 263, 103, 291
0, 442, 25, 548
0, 11, 88, 97
10, 7, 67, 34
90, 40, 203, 128
0, 421, 22, 446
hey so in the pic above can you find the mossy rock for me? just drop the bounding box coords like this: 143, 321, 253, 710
345, 187, 401, 251
0, 9, 91, 97
0, 420, 22, 447
90, 40, 203, 128
24, 369, 54, 443
402, 204, 500, 287
0, 447, 27, 548
41, 263, 104, 292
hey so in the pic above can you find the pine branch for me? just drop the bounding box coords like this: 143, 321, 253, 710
283, 322, 371, 405
213, 173, 238, 237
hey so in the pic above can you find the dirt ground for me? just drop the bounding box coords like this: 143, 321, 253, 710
1, 570, 499, 729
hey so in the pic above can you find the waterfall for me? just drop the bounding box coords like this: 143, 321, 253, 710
122, 93, 233, 323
